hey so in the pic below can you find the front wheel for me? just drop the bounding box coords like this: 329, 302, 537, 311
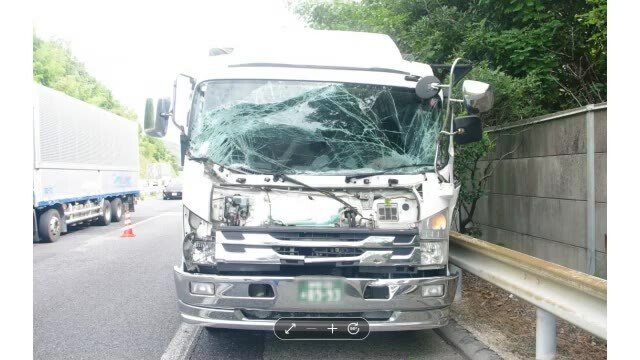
38, 209, 62, 243
97, 199, 112, 226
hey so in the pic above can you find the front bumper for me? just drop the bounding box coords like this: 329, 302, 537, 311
174, 267, 458, 331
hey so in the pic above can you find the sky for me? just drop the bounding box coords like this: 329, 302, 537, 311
33, 0, 307, 144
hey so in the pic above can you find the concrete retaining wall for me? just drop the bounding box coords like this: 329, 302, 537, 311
471, 104, 607, 278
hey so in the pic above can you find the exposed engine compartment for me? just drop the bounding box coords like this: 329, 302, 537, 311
210, 185, 420, 230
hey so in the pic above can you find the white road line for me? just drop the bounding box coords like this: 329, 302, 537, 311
161, 323, 203, 360
73, 212, 182, 249
106, 212, 180, 235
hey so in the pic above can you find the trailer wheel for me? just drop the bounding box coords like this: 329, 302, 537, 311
110, 198, 123, 222
97, 199, 112, 226
38, 209, 62, 243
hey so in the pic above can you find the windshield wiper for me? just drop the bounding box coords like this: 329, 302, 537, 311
344, 163, 434, 182
236, 167, 363, 219
271, 173, 362, 218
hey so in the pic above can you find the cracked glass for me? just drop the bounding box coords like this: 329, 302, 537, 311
188, 80, 443, 175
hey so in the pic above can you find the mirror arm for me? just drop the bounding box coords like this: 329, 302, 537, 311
434, 57, 462, 183
170, 73, 196, 135
440, 129, 464, 136
170, 112, 184, 134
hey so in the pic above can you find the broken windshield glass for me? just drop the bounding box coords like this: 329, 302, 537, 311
189, 80, 443, 175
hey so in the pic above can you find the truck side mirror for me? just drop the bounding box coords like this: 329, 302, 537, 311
415, 75, 441, 99
453, 115, 483, 144
144, 98, 171, 137
462, 80, 494, 113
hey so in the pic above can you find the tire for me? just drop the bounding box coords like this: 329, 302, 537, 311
97, 199, 112, 226
38, 209, 62, 243
111, 198, 123, 222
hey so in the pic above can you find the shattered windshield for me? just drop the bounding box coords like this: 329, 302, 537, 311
188, 80, 443, 175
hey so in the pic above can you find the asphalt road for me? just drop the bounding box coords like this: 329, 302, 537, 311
34, 199, 465, 360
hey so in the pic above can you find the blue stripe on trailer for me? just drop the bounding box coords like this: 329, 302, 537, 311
35, 191, 140, 209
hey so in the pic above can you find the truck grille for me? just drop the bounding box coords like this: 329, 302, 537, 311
377, 204, 398, 221
274, 247, 364, 258
270, 232, 368, 242
220, 227, 417, 244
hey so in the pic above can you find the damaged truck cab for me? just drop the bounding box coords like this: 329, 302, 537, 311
145, 30, 493, 331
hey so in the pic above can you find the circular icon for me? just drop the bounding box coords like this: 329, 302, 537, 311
347, 322, 360, 335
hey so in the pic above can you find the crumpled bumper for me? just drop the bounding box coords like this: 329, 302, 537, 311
173, 267, 458, 331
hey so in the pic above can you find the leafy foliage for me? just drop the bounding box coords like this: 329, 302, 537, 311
295, 0, 606, 113
33, 34, 178, 177
295, 0, 606, 234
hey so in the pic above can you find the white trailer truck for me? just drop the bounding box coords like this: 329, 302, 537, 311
33, 84, 140, 242
145, 30, 493, 335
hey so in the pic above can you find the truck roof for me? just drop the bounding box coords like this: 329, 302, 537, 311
187, 30, 433, 87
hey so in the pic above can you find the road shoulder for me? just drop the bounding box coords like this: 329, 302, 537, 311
435, 319, 502, 360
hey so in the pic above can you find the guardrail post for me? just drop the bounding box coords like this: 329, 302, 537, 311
536, 308, 557, 360
450, 264, 463, 303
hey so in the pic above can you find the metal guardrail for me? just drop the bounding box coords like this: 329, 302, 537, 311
448, 231, 607, 359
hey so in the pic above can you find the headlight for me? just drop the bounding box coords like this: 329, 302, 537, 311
188, 209, 205, 231
419, 209, 449, 239
428, 212, 447, 230
420, 241, 447, 265
183, 207, 215, 270
183, 232, 216, 270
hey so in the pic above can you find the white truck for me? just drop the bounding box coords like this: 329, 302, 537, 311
145, 30, 493, 334
33, 84, 140, 242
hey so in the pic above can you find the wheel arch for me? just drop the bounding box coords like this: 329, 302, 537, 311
35, 204, 67, 233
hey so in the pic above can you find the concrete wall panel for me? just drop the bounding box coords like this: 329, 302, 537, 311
595, 154, 607, 203
474, 194, 587, 249
472, 105, 606, 277
479, 154, 587, 200
485, 113, 587, 161
477, 224, 588, 273
595, 109, 607, 153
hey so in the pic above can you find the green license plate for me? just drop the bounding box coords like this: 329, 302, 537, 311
297, 279, 344, 303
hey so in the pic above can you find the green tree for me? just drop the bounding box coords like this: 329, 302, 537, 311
295, 0, 606, 234
295, 0, 606, 113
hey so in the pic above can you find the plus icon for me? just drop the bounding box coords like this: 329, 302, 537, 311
327, 323, 338, 334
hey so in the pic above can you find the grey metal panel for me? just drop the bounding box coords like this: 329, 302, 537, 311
34, 168, 139, 204
34, 168, 101, 204
34, 84, 138, 171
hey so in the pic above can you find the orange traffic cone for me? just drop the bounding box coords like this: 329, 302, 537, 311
120, 210, 136, 237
